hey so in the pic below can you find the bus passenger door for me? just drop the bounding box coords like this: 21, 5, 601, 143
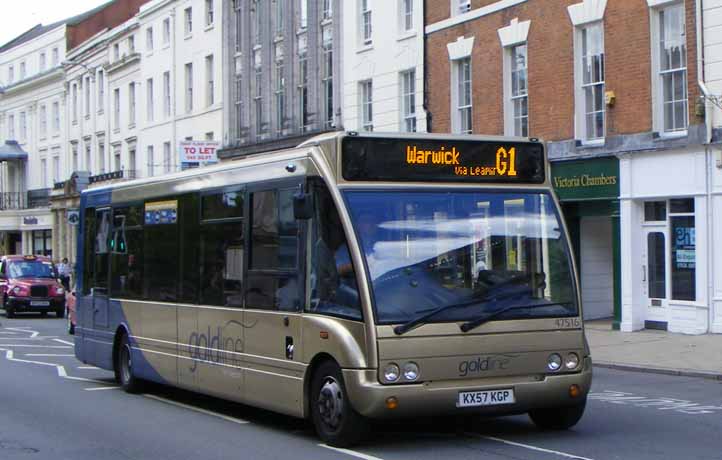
92, 209, 111, 330
243, 187, 305, 417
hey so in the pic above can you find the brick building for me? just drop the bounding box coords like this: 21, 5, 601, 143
425, 0, 720, 334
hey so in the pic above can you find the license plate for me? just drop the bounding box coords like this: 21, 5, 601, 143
30, 301, 49, 307
457, 389, 515, 407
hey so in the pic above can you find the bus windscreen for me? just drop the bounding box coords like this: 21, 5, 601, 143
341, 137, 545, 184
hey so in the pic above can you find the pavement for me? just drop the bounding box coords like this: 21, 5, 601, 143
586, 319, 722, 380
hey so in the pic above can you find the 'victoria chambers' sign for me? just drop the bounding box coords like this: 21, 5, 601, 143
551, 157, 619, 201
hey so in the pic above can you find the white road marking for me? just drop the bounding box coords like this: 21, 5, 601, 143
0, 345, 71, 348
0, 331, 20, 335
0, 348, 111, 385
78, 366, 100, 370
590, 391, 722, 415
84, 386, 120, 391
25, 354, 75, 357
466, 433, 595, 460
0, 337, 58, 340
143, 394, 250, 425
318, 444, 388, 460
53, 338, 75, 346
5, 328, 39, 338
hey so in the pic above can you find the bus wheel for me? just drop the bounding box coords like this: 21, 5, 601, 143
528, 397, 587, 430
310, 361, 369, 447
116, 334, 142, 393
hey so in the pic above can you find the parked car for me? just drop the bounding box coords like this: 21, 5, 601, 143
0, 255, 66, 318
66, 289, 76, 334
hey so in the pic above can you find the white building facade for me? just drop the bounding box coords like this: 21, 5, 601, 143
341, 0, 426, 133
0, 22, 68, 257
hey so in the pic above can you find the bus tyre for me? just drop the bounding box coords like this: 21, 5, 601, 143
116, 334, 142, 393
310, 361, 369, 447
529, 397, 587, 430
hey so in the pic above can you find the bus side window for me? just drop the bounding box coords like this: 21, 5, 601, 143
93, 209, 111, 292
308, 182, 362, 321
82, 209, 96, 295
246, 189, 300, 312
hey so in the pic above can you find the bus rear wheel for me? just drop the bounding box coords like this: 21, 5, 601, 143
310, 361, 369, 447
116, 333, 142, 393
528, 397, 587, 430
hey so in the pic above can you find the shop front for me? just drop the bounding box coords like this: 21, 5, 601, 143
619, 148, 710, 334
551, 157, 621, 327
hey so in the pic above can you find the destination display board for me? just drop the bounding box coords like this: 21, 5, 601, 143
341, 137, 545, 184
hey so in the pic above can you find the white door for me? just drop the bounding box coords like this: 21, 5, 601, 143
642, 227, 668, 324
580, 217, 613, 320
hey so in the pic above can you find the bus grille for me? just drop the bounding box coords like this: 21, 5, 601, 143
30, 286, 48, 297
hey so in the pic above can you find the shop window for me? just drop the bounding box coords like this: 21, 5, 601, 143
644, 201, 666, 221
647, 232, 666, 299
670, 199, 695, 301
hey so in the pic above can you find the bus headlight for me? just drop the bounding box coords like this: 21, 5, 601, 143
402, 362, 419, 381
382, 363, 400, 382
565, 353, 580, 370
547, 353, 562, 371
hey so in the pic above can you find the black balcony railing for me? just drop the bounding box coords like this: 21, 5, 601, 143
0, 192, 26, 210
89, 170, 125, 184
27, 188, 50, 208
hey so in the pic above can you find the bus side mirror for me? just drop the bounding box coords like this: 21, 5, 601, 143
293, 192, 313, 220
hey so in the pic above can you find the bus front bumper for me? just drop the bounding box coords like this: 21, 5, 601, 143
343, 357, 592, 419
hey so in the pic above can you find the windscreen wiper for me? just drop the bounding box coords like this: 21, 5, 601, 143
393, 300, 480, 335
459, 302, 573, 333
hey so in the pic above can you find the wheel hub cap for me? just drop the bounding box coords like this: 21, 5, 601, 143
317, 377, 343, 429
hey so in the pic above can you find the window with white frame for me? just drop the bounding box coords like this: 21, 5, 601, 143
298, 48, 309, 131
402, 0, 413, 32
129, 82, 136, 126
206, 54, 214, 106
361, 0, 372, 45
510, 44, 528, 137
52, 48, 59, 66
275, 0, 283, 34
85, 77, 91, 116
322, 27, 334, 129
113, 145, 121, 171
300, 0, 308, 29
455, 57, 472, 134
359, 80, 373, 131
206, 0, 214, 26
113, 43, 120, 61
128, 35, 135, 53
147, 145, 155, 177
7, 114, 14, 139
8, 65, 13, 83
163, 141, 171, 173
453, 0, 471, 15
113, 88, 120, 130
185, 63, 193, 112
52, 154, 60, 183
97, 70, 105, 112
72, 83, 78, 123
657, 3, 687, 133
19, 61, 26, 79
163, 18, 171, 44
19, 112, 27, 141
185, 7, 193, 35
275, 59, 285, 134
41, 158, 47, 188
254, 62, 264, 134
147, 27, 154, 51
322, 0, 332, 20
85, 142, 92, 172
72, 143, 79, 172
40, 105, 47, 138
579, 22, 604, 141
98, 141, 105, 173
163, 71, 171, 117
52, 102, 59, 132
39, 52, 46, 72
400, 69, 416, 132
147, 78, 154, 122
254, 2, 262, 45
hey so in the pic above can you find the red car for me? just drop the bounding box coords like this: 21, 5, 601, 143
0, 255, 66, 318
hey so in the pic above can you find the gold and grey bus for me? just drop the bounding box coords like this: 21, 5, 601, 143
75, 132, 592, 446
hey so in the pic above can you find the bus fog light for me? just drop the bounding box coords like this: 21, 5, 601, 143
402, 362, 419, 381
569, 384, 581, 398
547, 353, 562, 371
386, 397, 399, 409
383, 363, 400, 382
565, 353, 579, 370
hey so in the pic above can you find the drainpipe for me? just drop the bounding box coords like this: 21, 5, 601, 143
171, 8, 177, 172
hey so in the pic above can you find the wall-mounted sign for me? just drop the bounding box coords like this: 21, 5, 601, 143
67, 209, 80, 226
179, 140, 220, 163
23, 217, 38, 225
551, 157, 619, 201
144, 200, 178, 225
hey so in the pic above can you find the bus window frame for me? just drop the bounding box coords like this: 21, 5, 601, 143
108, 202, 145, 299
244, 178, 307, 313
339, 186, 580, 325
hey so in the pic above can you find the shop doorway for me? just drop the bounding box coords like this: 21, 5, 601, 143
642, 226, 668, 328
579, 217, 614, 320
